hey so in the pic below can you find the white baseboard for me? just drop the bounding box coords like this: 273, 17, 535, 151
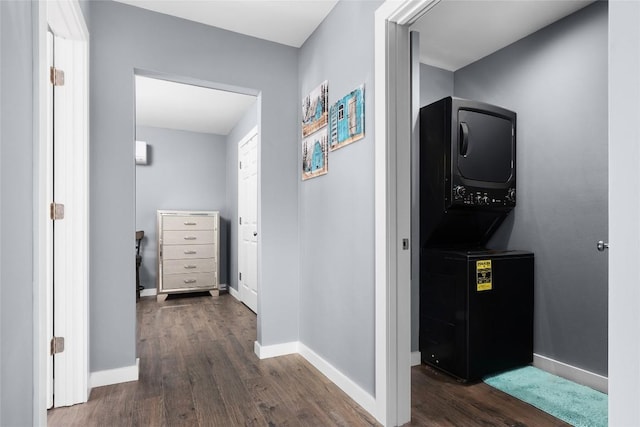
411, 351, 422, 367
298, 343, 377, 417
140, 288, 156, 297
254, 341, 299, 359
228, 285, 240, 301
90, 358, 139, 389
533, 353, 608, 393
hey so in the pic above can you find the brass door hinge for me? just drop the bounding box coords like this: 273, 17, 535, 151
50, 202, 65, 220
50, 337, 65, 355
50, 67, 65, 86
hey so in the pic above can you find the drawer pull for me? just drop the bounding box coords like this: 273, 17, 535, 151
184, 265, 197, 269
183, 236, 197, 240
183, 221, 197, 225
183, 279, 197, 284
184, 250, 197, 255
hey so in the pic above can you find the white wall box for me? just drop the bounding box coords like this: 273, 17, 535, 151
157, 210, 220, 301
135, 140, 148, 165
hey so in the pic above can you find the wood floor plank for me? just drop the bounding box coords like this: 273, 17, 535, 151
48, 293, 573, 427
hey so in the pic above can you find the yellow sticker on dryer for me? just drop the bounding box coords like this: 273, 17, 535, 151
476, 260, 492, 291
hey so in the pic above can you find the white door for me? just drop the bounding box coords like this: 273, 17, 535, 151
46, 22, 90, 409
238, 129, 258, 313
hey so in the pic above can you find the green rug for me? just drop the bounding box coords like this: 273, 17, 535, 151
483, 366, 607, 427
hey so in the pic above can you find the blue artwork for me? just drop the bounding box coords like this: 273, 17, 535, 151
301, 128, 328, 181
302, 81, 329, 137
329, 84, 365, 151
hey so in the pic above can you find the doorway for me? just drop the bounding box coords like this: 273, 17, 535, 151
133, 72, 259, 307
374, 0, 640, 425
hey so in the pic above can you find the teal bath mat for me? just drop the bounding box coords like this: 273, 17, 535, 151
484, 366, 607, 427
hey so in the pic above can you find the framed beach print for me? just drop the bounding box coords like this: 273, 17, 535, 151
329, 84, 365, 151
301, 128, 329, 180
302, 81, 329, 137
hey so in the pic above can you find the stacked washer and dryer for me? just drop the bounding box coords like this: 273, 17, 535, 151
419, 97, 534, 382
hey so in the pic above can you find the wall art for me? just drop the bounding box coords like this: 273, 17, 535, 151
329, 84, 365, 151
301, 127, 329, 180
302, 80, 329, 137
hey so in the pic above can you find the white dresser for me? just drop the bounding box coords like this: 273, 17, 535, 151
157, 210, 219, 301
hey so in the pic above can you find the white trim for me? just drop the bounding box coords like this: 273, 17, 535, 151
139, 288, 157, 297
228, 285, 240, 301
609, 2, 640, 424
533, 354, 608, 394
387, 0, 440, 25
251, 341, 378, 418
376, 1, 432, 425
254, 341, 298, 359
89, 358, 140, 389
411, 352, 422, 367
298, 343, 377, 418
33, 2, 49, 422
374, 4, 393, 425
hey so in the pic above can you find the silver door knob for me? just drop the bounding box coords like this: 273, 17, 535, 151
597, 241, 609, 252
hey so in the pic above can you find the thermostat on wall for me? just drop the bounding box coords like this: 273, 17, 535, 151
135, 140, 147, 165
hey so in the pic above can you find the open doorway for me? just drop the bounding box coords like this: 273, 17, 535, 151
410, 0, 608, 389
133, 72, 259, 309
372, 0, 636, 425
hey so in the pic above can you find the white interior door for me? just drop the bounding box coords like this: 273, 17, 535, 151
238, 129, 258, 313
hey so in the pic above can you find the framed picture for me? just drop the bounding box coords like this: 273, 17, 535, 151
302, 81, 329, 137
301, 128, 328, 180
329, 84, 365, 151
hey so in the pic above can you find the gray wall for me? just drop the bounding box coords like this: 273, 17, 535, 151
416, 3, 608, 375
86, 0, 299, 372
454, 2, 608, 375
298, 0, 382, 395
0, 1, 35, 424
225, 100, 258, 291
135, 126, 229, 289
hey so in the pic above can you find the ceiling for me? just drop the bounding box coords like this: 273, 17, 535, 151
412, 0, 594, 71
126, 0, 338, 135
135, 76, 256, 135
130, 0, 595, 134
114, 0, 339, 48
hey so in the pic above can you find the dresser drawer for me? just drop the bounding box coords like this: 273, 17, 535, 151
163, 258, 216, 275
163, 244, 216, 260
161, 272, 217, 291
162, 215, 216, 231
163, 230, 215, 245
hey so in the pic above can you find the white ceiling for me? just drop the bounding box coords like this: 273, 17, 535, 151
135, 76, 257, 135
130, 0, 595, 135
126, 0, 338, 135
114, 0, 339, 47
412, 0, 594, 71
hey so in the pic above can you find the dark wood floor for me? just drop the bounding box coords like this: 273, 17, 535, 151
48, 293, 568, 426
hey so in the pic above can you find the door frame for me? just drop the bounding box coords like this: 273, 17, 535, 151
608, 1, 640, 424
237, 126, 259, 312
375, 0, 640, 426
34, 0, 89, 421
